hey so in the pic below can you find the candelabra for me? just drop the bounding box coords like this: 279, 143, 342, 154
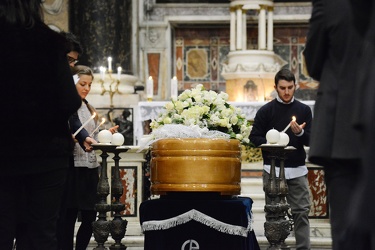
99, 66, 122, 108
92, 144, 130, 250
259, 144, 295, 250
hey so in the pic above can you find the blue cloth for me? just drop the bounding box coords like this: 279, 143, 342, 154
140, 193, 260, 250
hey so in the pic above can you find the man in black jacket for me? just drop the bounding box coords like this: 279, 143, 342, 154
303, 0, 373, 249
250, 68, 312, 250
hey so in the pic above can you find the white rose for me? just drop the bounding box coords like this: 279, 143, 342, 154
230, 116, 238, 125
236, 134, 243, 140
218, 92, 229, 101
242, 138, 250, 144
165, 102, 174, 111
219, 117, 229, 127
163, 117, 172, 124
193, 94, 202, 103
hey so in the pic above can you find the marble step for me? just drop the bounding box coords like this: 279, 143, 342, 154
85, 233, 333, 250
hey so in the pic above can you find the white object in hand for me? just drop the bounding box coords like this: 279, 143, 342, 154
266, 128, 280, 144
112, 132, 125, 146
73, 112, 96, 137
98, 129, 112, 144
282, 116, 296, 133
278, 132, 290, 146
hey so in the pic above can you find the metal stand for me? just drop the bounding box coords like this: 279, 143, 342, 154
110, 147, 129, 250
92, 144, 129, 250
260, 145, 296, 250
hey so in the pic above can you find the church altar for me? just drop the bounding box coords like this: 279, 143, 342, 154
135, 101, 315, 142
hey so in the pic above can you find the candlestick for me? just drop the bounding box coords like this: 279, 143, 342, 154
282, 116, 296, 133
100, 66, 105, 80
171, 76, 178, 100
107, 57, 112, 72
73, 112, 96, 137
90, 118, 106, 137
146, 76, 153, 101
117, 67, 122, 81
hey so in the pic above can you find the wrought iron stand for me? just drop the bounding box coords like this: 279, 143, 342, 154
260, 145, 296, 250
92, 144, 130, 250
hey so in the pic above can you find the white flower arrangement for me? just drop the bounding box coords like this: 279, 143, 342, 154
149, 84, 252, 145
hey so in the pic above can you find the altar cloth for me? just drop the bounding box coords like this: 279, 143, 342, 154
140, 194, 260, 250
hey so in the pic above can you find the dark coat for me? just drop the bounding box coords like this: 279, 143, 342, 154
347, 0, 375, 231
69, 111, 90, 150
0, 21, 82, 175
303, 0, 363, 165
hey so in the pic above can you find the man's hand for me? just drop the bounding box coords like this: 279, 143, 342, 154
290, 121, 306, 135
84, 137, 97, 152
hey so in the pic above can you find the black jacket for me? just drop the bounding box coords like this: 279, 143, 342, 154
0, 21, 82, 175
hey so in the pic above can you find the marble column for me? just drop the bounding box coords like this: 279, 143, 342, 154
258, 5, 266, 50
267, 7, 274, 51
236, 5, 242, 50
242, 9, 247, 51
230, 7, 236, 51
69, 0, 132, 74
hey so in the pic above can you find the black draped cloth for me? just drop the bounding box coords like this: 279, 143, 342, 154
140, 193, 260, 250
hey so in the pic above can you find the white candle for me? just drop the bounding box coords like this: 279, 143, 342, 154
282, 116, 296, 133
73, 112, 96, 137
117, 67, 122, 81
90, 118, 106, 137
107, 57, 112, 71
146, 76, 153, 100
171, 76, 178, 100
99, 66, 105, 80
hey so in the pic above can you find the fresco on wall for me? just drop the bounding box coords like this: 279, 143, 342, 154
174, 26, 318, 101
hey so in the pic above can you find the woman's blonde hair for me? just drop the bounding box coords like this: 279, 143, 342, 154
73, 65, 97, 121
73, 65, 94, 80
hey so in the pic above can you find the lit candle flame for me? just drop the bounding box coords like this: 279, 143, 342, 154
281, 116, 297, 133
90, 118, 106, 137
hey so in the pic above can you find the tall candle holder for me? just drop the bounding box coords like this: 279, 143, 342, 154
110, 146, 130, 250
259, 144, 295, 250
91, 144, 130, 250
99, 68, 122, 108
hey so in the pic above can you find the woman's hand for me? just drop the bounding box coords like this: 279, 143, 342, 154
84, 137, 97, 152
108, 125, 119, 134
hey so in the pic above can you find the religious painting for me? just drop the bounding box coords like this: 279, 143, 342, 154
308, 168, 329, 218
186, 48, 209, 79
95, 107, 134, 146
174, 25, 317, 100
111, 166, 138, 217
